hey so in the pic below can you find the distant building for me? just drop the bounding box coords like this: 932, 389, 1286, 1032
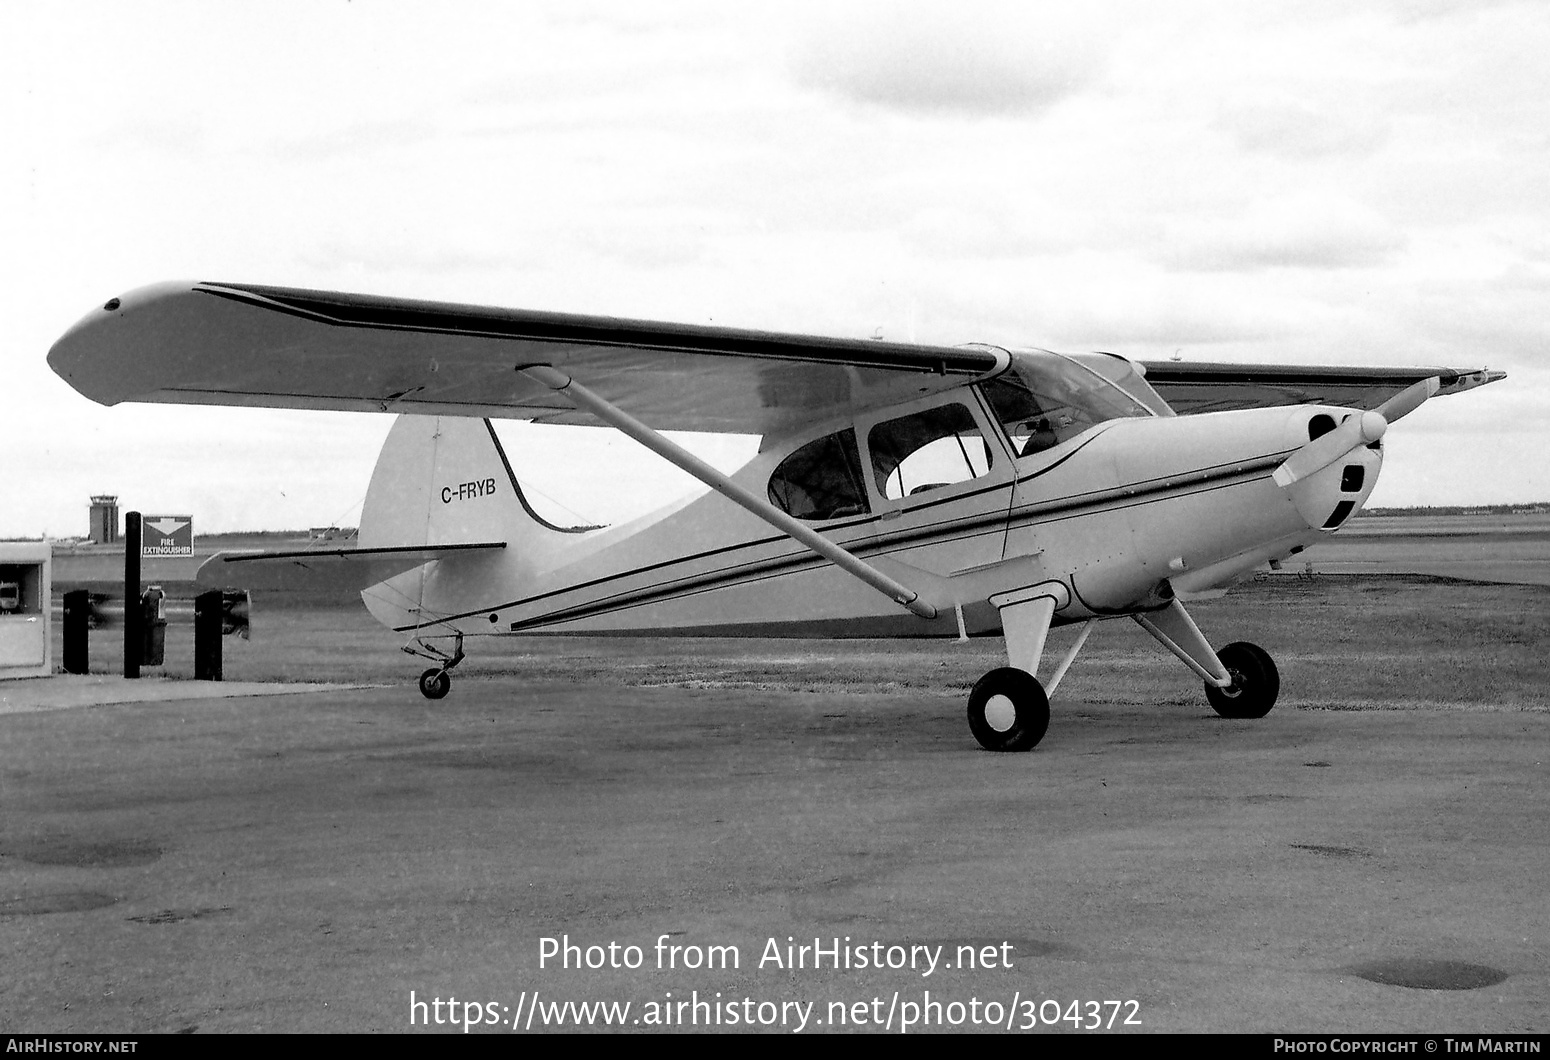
89, 495, 119, 544
309, 526, 358, 541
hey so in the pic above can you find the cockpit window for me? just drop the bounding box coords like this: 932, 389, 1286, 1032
768, 428, 871, 521
981, 351, 1153, 458
867, 403, 993, 501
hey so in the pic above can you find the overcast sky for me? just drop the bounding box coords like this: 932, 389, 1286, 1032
5, 0, 1547, 538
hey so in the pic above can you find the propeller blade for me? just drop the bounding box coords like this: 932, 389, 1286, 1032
1273, 410, 1387, 488
1374, 376, 1440, 423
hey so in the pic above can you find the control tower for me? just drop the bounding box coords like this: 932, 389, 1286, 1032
89, 495, 120, 544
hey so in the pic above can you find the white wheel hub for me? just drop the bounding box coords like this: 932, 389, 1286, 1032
983, 694, 1017, 732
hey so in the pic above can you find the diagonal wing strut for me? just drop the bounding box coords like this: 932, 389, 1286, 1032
520, 365, 937, 620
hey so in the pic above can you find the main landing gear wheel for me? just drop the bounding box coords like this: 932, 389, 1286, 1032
967, 667, 1050, 752
1205, 642, 1279, 719
419, 668, 452, 700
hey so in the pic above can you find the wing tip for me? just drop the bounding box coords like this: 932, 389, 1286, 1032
1439, 368, 1507, 397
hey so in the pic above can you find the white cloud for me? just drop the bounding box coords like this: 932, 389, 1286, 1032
1215, 99, 1391, 160
785, 1, 1109, 115
1161, 194, 1407, 272
6, 1, 1550, 535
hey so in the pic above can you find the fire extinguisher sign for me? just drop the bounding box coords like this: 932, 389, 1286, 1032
142, 515, 194, 556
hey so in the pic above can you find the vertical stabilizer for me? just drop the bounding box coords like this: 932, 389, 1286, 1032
357, 415, 581, 633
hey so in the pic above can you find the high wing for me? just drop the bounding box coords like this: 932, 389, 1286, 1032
51, 283, 1505, 433
47, 281, 1008, 436
1139, 360, 1505, 418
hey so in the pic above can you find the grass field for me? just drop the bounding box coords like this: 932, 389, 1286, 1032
47, 575, 1550, 716
36, 511, 1550, 714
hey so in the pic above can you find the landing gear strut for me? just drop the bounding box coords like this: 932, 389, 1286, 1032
970, 588, 1075, 751
1132, 600, 1281, 719
971, 587, 1282, 750
405, 630, 465, 700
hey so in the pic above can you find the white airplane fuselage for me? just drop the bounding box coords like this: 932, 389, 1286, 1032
359, 395, 1381, 642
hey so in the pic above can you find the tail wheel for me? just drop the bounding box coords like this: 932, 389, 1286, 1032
419, 668, 452, 700
1205, 642, 1279, 719
967, 667, 1050, 752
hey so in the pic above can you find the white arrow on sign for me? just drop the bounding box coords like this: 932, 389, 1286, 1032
147, 519, 189, 537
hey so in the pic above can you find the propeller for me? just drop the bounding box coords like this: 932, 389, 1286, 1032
1372, 374, 1440, 423
1272, 377, 1439, 488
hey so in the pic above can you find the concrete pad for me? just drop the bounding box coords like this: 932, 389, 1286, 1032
1306, 514, 1550, 586
0, 673, 368, 714
0, 676, 1545, 1034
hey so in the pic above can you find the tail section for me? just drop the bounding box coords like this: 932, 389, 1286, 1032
358, 415, 583, 633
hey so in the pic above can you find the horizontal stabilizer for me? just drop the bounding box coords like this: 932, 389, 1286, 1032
197, 542, 506, 592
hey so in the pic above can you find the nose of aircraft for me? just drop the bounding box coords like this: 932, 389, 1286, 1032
1277, 406, 1386, 532
1273, 408, 1387, 487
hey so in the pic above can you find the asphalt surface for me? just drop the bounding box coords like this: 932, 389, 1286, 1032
0, 675, 363, 715
1, 673, 1545, 1034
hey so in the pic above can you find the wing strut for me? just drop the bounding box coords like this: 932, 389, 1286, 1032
520, 365, 937, 620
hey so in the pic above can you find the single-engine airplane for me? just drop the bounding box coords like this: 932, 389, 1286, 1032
48, 282, 1505, 750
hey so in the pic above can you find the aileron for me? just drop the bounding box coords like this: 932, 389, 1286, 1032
1141, 360, 1506, 418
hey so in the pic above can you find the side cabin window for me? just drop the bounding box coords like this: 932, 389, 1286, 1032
767, 428, 871, 521
981, 352, 1153, 458
867, 403, 993, 501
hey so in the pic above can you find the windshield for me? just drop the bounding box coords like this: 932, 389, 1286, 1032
1062, 352, 1175, 418
980, 350, 1154, 458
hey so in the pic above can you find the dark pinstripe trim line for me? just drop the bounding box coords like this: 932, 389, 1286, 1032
504, 554, 830, 632
1002, 453, 1288, 530
389, 477, 1008, 629
391, 451, 1294, 632
472, 530, 794, 614
498, 519, 1016, 633
455, 428, 1108, 618
393, 491, 1012, 631
501, 472, 1276, 632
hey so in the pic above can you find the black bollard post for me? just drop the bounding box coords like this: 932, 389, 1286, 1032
62, 589, 89, 674
194, 589, 223, 681
124, 511, 141, 679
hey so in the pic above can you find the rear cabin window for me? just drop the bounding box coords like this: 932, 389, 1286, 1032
767, 428, 871, 521
867, 403, 993, 501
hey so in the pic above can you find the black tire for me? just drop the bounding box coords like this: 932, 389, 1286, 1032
1205, 642, 1279, 719
419, 668, 451, 700
967, 667, 1050, 752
